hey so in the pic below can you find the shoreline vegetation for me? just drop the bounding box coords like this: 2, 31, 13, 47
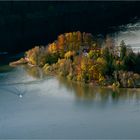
10, 31, 140, 88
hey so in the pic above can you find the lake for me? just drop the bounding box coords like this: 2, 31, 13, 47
0, 65, 140, 139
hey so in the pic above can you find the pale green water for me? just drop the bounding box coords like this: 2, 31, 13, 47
0, 65, 140, 139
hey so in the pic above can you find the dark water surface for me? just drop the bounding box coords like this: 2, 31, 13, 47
0, 65, 140, 139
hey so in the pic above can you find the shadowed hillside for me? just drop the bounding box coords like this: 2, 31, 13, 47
0, 1, 140, 53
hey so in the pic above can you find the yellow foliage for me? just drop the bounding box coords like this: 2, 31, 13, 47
112, 82, 120, 88
48, 43, 57, 53
96, 57, 106, 65
58, 34, 65, 45
127, 79, 134, 87
81, 65, 86, 71
100, 49, 104, 55
64, 51, 75, 59
77, 74, 82, 81
29, 53, 37, 65
99, 73, 105, 82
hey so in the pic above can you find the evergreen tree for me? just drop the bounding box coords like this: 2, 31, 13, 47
120, 40, 126, 60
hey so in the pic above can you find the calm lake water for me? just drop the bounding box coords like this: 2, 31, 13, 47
0, 65, 140, 139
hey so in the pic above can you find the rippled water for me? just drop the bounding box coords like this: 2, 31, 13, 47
0, 65, 140, 139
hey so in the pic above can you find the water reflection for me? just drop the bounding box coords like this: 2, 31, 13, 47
57, 77, 140, 102
0, 65, 14, 73
22, 65, 44, 79
21, 66, 140, 102
1, 65, 140, 138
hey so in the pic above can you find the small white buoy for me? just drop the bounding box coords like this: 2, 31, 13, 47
19, 94, 23, 98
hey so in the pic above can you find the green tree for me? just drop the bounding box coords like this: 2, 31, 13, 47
120, 40, 126, 60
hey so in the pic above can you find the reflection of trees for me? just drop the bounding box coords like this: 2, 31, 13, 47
21, 65, 140, 102
0, 65, 14, 73
57, 76, 140, 102
58, 77, 96, 100
23, 65, 44, 79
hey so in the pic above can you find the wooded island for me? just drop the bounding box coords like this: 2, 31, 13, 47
10, 31, 140, 88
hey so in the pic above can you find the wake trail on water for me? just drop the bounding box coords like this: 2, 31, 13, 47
0, 76, 53, 87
